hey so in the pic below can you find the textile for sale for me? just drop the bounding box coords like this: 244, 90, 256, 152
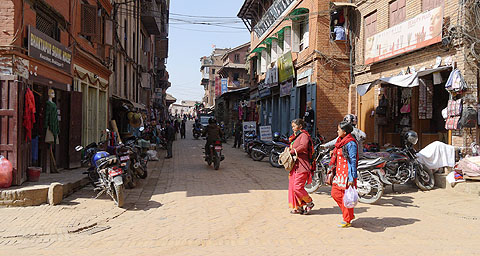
23, 88, 36, 141
416, 141, 455, 170
456, 156, 480, 177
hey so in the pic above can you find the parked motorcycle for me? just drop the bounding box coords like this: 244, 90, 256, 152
374, 131, 435, 192
205, 140, 224, 170
75, 145, 125, 208
269, 133, 290, 168
193, 126, 202, 139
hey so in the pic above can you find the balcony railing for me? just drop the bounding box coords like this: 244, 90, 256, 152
253, 0, 295, 37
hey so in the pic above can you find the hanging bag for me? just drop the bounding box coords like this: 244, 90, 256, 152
343, 186, 359, 208
278, 147, 297, 172
459, 106, 478, 128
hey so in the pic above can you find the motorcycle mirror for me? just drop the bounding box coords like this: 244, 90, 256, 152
75, 146, 84, 151
139, 127, 145, 132
106, 128, 110, 133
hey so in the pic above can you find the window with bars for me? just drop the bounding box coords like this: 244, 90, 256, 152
36, 10, 60, 41
81, 3, 97, 39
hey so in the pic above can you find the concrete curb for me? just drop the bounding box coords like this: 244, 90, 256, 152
0, 176, 90, 207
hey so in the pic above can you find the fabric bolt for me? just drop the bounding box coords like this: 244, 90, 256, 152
23, 88, 36, 141
288, 170, 313, 209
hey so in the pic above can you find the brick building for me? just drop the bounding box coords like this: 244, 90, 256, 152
350, 0, 479, 149
200, 48, 229, 108
238, 0, 353, 138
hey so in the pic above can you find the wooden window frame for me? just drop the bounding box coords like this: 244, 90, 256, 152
81, 3, 98, 38
423, 0, 444, 11
389, 0, 406, 27
364, 11, 377, 39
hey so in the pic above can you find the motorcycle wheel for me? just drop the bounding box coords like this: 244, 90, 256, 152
114, 183, 125, 208
358, 171, 384, 204
305, 170, 322, 193
251, 145, 265, 161
269, 153, 282, 168
414, 163, 435, 191
124, 172, 136, 189
206, 156, 212, 166
214, 154, 220, 170
136, 165, 148, 179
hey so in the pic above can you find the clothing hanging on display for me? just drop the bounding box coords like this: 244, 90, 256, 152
23, 88, 36, 141
44, 100, 59, 144
418, 79, 433, 119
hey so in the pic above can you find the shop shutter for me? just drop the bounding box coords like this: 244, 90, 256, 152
81, 3, 97, 37
68, 91, 82, 168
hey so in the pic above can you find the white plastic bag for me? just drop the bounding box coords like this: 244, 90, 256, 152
343, 186, 359, 208
146, 150, 159, 161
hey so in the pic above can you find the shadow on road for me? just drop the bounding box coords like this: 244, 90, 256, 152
309, 206, 369, 215
353, 217, 420, 232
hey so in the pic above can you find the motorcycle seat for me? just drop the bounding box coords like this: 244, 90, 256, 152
272, 141, 288, 147
258, 140, 273, 145
357, 157, 385, 169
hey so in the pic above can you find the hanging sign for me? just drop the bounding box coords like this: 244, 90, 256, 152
278, 51, 294, 83
365, 6, 443, 64
28, 26, 72, 73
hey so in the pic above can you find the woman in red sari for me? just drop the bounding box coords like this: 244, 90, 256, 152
330, 121, 358, 227
288, 119, 315, 215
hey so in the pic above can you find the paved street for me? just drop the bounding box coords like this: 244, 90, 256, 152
1, 128, 480, 256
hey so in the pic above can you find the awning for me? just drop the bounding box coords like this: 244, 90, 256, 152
131, 101, 146, 110
286, 8, 309, 21
250, 47, 266, 54
332, 2, 358, 8
357, 66, 452, 96
262, 36, 277, 45
219, 87, 249, 98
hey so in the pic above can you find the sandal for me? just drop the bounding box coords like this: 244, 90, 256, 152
290, 208, 304, 214
302, 202, 314, 215
337, 221, 351, 228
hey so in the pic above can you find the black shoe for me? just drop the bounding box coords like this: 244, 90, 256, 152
165, 156, 172, 159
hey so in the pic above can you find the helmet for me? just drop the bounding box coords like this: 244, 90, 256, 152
273, 132, 280, 140
343, 114, 358, 126
92, 151, 110, 168
404, 131, 418, 146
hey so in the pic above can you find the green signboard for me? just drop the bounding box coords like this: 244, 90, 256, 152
277, 51, 294, 83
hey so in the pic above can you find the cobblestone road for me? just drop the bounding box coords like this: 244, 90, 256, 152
1, 127, 479, 255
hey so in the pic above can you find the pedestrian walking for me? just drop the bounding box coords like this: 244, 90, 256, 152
303, 101, 315, 136
233, 121, 242, 148
165, 120, 175, 159
180, 120, 186, 139
329, 121, 358, 227
174, 119, 180, 140
288, 118, 315, 215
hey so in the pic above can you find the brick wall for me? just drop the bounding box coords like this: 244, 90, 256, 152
0, 1, 15, 46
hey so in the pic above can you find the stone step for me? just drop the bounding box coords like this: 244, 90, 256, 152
435, 172, 480, 196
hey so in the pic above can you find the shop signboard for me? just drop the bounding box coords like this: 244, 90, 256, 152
280, 81, 293, 97
278, 51, 294, 83
265, 65, 278, 87
365, 6, 443, 65
259, 125, 272, 141
243, 121, 257, 145
221, 78, 228, 94
28, 26, 72, 74
215, 76, 221, 97
258, 82, 271, 98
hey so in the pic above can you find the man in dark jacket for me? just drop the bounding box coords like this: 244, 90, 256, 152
233, 121, 243, 148
202, 118, 223, 157
303, 101, 315, 136
165, 120, 175, 158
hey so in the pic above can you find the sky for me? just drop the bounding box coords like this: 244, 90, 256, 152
166, 0, 251, 103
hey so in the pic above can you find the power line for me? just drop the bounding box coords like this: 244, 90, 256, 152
169, 25, 248, 33
170, 13, 239, 19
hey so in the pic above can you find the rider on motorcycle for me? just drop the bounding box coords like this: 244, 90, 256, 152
202, 118, 223, 156
321, 114, 366, 157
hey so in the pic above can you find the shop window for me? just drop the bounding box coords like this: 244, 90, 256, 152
330, 8, 346, 41
364, 11, 377, 39
423, 0, 444, 11
36, 9, 60, 41
260, 50, 267, 73
81, 3, 97, 40
389, 0, 406, 27
271, 39, 278, 63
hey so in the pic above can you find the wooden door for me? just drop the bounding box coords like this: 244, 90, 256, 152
358, 88, 375, 143
0, 75, 21, 184
68, 91, 83, 168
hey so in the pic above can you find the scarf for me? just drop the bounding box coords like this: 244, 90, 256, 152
289, 129, 316, 171
329, 133, 357, 167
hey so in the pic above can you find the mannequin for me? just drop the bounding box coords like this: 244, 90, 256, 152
45, 89, 59, 172
333, 19, 345, 41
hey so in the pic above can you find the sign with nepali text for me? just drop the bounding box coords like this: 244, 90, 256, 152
277, 51, 294, 83
365, 6, 443, 64
259, 126, 272, 141
28, 26, 72, 73
221, 78, 228, 94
